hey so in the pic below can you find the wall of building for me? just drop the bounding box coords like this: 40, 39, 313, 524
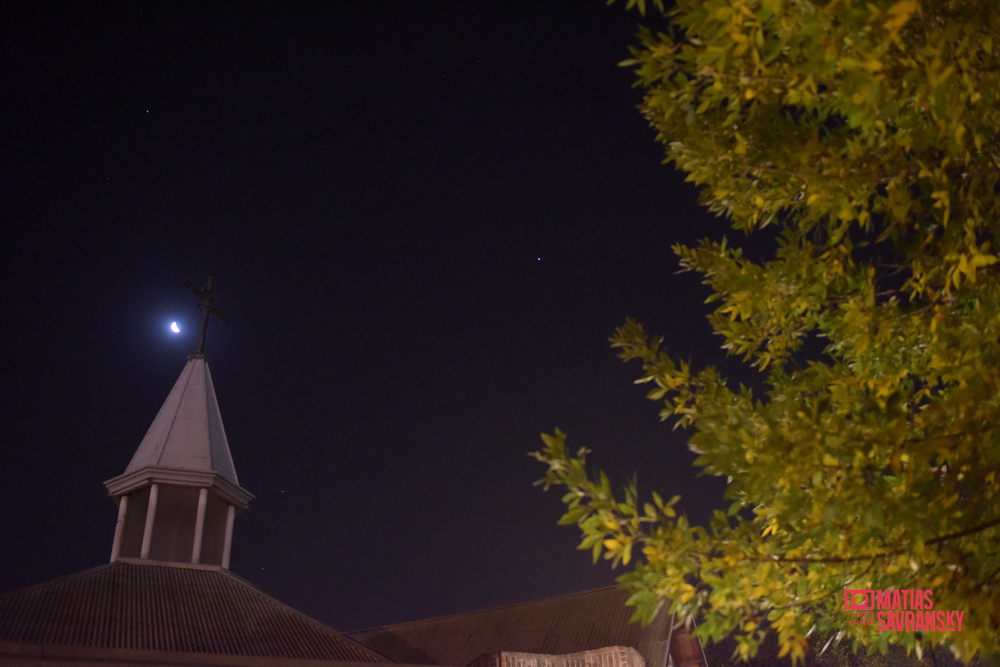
468, 646, 645, 667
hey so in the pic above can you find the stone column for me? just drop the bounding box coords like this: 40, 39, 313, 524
191, 487, 209, 563
109, 495, 129, 562
222, 504, 236, 569
140, 483, 160, 559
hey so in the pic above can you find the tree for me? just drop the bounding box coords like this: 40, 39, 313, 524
532, 0, 1000, 663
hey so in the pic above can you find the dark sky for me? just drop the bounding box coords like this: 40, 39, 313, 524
2, 1, 736, 632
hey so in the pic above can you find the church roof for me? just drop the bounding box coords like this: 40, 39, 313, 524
0, 560, 386, 663
122, 355, 239, 485
348, 587, 674, 667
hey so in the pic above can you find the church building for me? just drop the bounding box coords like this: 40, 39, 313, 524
0, 283, 708, 667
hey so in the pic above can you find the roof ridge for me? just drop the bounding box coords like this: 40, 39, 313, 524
153, 358, 191, 465
349, 585, 623, 634
207, 565, 390, 660
202, 362, 237, 480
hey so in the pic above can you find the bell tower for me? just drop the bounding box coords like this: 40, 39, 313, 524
104, 277, 252, 567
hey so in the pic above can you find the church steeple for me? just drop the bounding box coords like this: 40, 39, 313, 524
103, 277, 252, 568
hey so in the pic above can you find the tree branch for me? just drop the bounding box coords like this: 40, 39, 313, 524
753, 516, 1000, 564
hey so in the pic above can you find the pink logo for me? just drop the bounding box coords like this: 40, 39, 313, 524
842, 589, 965, 632
843, 590, 874, 610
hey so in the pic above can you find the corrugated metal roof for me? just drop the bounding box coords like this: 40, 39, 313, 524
348, 587, 673, 667
0, 561, 385, 662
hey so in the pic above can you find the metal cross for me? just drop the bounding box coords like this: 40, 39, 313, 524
185, 275, 229, 355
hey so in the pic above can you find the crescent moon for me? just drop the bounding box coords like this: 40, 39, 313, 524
170, 322, 181, 333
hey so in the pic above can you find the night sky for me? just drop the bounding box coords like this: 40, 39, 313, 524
2, 1, 738, 632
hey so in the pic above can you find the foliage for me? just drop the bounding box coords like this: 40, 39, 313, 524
534, 0, 1000, 663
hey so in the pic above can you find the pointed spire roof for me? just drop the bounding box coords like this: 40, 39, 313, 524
123, 354, 239, 484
